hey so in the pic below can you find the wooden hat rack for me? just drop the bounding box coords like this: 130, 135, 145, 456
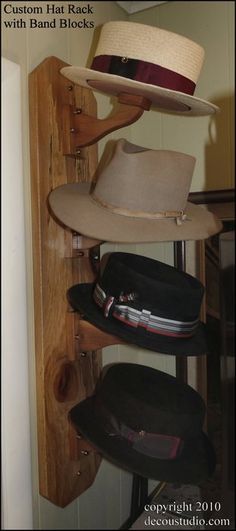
29, 56, 151, 507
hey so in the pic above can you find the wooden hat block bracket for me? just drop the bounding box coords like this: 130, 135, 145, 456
61, 87, 151, 152
29, 56, 146, 508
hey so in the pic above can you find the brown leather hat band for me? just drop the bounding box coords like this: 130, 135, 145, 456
92, 193, 188, 223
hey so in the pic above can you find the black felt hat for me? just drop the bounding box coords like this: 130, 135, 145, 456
69, 363, 216, 484
67, 252, 207, 356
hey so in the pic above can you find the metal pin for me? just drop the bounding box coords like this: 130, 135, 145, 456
76, 471, 81, 476
81, 450, 89, 456
76, 435, 82, 440
75, 149, 81, 156
68, 85, 73, 91
73, 108, 82, 114
74, 251, 85, 257
80, 352, 87, 357
75, 335, 80, 340
70, 128, 75, 133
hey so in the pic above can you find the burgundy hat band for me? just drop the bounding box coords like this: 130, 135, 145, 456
90, 54, 196, 96
94, 398, 183, 460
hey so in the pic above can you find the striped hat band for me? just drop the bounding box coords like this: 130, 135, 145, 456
93, 283, 199, 339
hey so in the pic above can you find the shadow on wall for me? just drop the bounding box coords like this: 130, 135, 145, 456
205, 93, 235, 191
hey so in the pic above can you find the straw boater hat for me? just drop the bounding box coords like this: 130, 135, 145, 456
49, 139, 222, 243
67, 252, 207, 356
60, 21, 219, 116
69, 363, 216, 483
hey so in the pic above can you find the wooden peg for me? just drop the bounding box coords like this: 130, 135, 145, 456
76, 319, 125, 352
64, 230, 103, 257
69, 422, 98, 461
77, 435, 98, 455
62, 92, 151, 152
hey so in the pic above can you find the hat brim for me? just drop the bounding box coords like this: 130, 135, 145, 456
69, 396, 216, 484
67, 283, 207, 356
60, 66, 219, 116
49, 182, 222, 243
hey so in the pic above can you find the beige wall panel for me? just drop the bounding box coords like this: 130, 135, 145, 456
39, 497, 78, 530
26, 7, 70, 70
156, 1, 234, 191
128, 4, 159, 24
2, 2, 70, 68
2, 22, 27, 67
78, 462, 120, 529
78, 462, 132, 529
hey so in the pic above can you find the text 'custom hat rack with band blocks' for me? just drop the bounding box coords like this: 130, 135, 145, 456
29, 21, 222, 511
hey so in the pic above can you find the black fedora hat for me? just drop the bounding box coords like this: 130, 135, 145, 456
67, 252, 207, 356
69, 363, 216, 484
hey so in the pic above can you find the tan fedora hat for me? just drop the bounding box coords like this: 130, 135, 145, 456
61, 21, 219, 116
48, 139, 222, 243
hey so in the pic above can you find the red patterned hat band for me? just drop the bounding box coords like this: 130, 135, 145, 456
95, 398, 183, 460
91, 54, 196, 96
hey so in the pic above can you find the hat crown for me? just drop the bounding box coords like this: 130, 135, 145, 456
93, 139, 196, 216
69, 362, 216, 482
95, 21, 205, 84
98, 252, 204, 324
60, 19, 219, 115
97, 363, 205, 439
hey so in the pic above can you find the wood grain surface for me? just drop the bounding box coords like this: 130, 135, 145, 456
29, 56, 103, 507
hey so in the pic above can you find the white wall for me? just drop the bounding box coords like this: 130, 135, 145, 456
1, 57, 33, 530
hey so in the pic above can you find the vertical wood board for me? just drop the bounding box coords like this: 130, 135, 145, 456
29, 56, 102, 507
